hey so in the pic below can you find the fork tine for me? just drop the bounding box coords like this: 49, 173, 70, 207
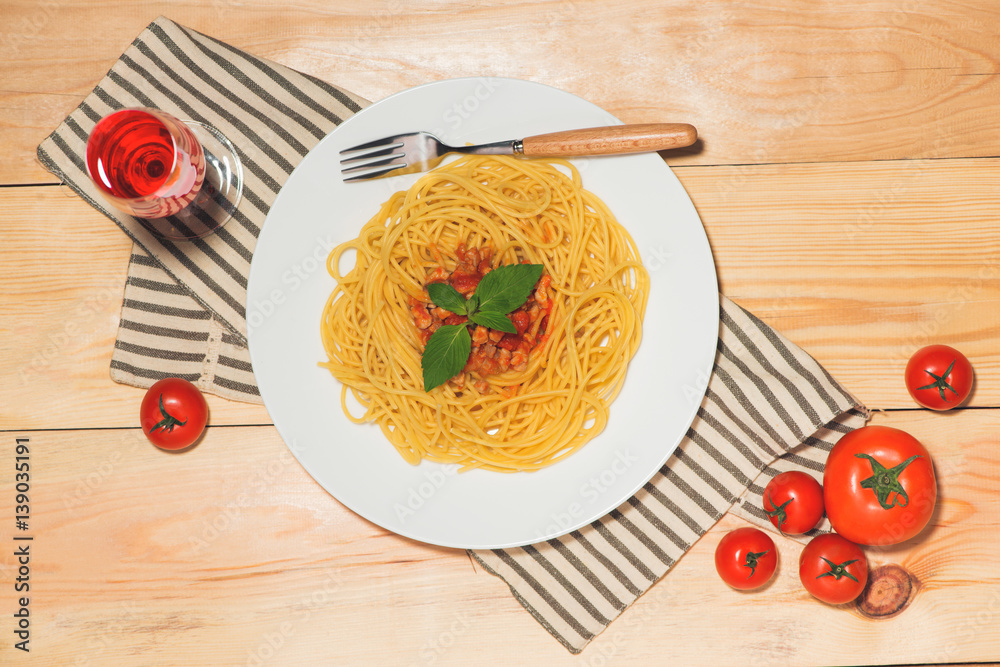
339, 135, 405, 155
343, 164, 409, 182
339, 145, 403, 166
341, 155, 408, 175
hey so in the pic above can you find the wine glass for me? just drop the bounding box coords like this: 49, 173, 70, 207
85, 107, 243, 241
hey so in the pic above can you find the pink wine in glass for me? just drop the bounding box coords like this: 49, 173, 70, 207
86, 108, 206, 219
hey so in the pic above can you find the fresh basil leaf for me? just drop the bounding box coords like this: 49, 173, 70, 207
426, 282, 468, 315
469, 310, 517, 334
473, 264, 544, 314
466, 292, 480, 314
421, 324, 472, 391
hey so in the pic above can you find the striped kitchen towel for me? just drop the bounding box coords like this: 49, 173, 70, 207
472, 297, 868, 652
37, 17, 868, 654
36, 16, 367, 403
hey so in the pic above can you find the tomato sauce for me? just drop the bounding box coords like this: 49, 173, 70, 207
410, 243, 552, 390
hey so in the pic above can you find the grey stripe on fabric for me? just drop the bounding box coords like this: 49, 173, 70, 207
220, 332, 247, 346
114, 339, 207, 363
523, 545, 612, 625
780, 452, 826, 473
687, 428, 756, 488
567, 530, 643, 597
47, 131, 87, 174
62, 114, 91, 143
712, 362, 789, 447
122, 298, 212, 320
720, 307, 822, 428
657, 461, 720, 519
127, 277, 188, 296
547, 539, 627, 611
109, 360, 201, 382
491, 549, 594, 642
213, 375, 261, 396
194, 29, 354, 126
112, 58, 277, 214
182, 32, 330, 141
77, 101, 104, 123
128, 251, 163, 268
118, 318, 210, 342
625, 497, 689, 551
640, 481, 704, 536
589, 521, 658, 583
739, 306, 848, 413
694, 403, 768, 470
671, 444, 741, 505
829, 409, 867, 432
216, 354, 254, 373
703, 385, 781, 458
607, 509, 674, 568
718, 338, 804, 442
144, 25, 309, 164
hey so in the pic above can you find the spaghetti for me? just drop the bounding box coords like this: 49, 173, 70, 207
320, 155, 649, 472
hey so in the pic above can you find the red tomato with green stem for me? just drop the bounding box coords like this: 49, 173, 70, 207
762, 470, 824, 535
823, 425, 936, 546
799, 533, 868, 604
905, 344, 973, 410
715, 526, 777, 590
140, 378, 208, 450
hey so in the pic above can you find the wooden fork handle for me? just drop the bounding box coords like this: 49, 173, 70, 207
520, 123, 697, 157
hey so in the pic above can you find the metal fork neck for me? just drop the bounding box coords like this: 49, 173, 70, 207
456, 140, 521, 156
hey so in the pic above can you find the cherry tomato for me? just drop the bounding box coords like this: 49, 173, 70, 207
905, 344, 973, 410
140, 378, 208, 451
799, 533, 868, 604
762, 471, 824, 535
714, 526, 777, 590
823, 425, 936, 546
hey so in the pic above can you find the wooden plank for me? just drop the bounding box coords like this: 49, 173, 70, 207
4, 0, 1000, 184
0, 186, 271, 430
0, 409, 995, 665
676, 156, 1000, 410
4, 156, 998, 429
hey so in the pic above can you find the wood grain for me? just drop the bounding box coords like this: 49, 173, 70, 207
522, 123, 697, 156
676, 156, 1000, 411
4, 0, 1000, 184
4, 3, 1000, 664
4, 156, 997, 429
0, 187, 271, 430
0, 409, 996, 665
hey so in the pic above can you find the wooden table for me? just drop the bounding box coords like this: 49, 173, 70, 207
3, 1, 999, 664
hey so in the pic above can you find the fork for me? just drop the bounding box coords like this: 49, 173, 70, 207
339, 123, 697, 181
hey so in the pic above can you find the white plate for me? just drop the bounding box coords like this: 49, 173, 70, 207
247, 77, 718, 549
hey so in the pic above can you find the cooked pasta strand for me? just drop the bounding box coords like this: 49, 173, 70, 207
320, 156, 649, 472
